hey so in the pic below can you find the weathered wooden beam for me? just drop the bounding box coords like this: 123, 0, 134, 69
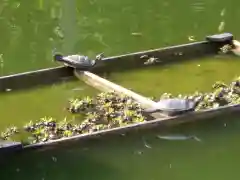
74, 70, 167, 119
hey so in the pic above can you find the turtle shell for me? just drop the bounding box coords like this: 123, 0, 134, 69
63, 55, 96, 68
156, 98, 195, 111
145, 98, 195, 113
206, 33, 233, 43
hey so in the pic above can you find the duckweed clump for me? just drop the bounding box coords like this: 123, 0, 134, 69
0, 92, 146, 144
68, 91, 146, 129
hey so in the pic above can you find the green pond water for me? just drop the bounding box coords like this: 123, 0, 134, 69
0, 0, 240, 179
108, 55, 240, 97
0, 80, 97, 129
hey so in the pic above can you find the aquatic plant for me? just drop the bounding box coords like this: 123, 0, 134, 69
0, 126, 19, 140
0, 92, 146, 144
219, 44, 233, 54
68, 91, 145, 130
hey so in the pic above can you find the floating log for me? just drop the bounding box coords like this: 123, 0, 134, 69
74, 70, 167, 119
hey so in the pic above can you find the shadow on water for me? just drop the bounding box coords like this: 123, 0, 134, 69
0, 146, 121, 180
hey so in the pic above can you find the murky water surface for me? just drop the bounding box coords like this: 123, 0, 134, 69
0, 0, 240, 179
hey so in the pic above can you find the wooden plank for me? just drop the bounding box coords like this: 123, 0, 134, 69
74, 70, 167, 119
0, 38, 223, 92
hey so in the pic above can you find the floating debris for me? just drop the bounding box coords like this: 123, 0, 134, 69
142, 137, 152, 148
0, 53, 4, 69
157, 134, 201, 141
188, 36, 196, 41
5, 88, 12, 92
93, 32, 109, 47
191, 2, 205, 12
52, 156, 57, 162
131, 32, 142, 36
134, 150, 143, 155
193, 136, 201, 142
218, 21, 225, 32
53, 26, 64, 39
220, 8, 226, 17
71, 88, 84, 91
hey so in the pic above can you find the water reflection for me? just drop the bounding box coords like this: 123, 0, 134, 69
60, 0, 77, 54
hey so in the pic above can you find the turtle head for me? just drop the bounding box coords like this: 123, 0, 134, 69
53, 54, 64, 62
231, 40, 240, 56
95, 53, 104, 61
232, 40, 240, 48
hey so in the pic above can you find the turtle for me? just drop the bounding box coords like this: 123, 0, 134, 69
53, 53, 104, 69
144, 98, 196, 115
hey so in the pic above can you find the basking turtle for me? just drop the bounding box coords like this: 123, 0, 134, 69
144, 98, 196, 116
53, 53, 104, 69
